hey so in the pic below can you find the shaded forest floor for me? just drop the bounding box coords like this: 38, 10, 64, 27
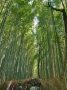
0, 78, 67, 90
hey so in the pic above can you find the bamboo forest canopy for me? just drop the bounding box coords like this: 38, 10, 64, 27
0, 0, 67, 82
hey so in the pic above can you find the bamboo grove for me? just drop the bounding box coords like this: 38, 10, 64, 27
0, 0, 67, 83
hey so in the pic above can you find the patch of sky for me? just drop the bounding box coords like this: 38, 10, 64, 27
28, 0, 33, 5
33, 16, 39, 34
42, 0, 53, 2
